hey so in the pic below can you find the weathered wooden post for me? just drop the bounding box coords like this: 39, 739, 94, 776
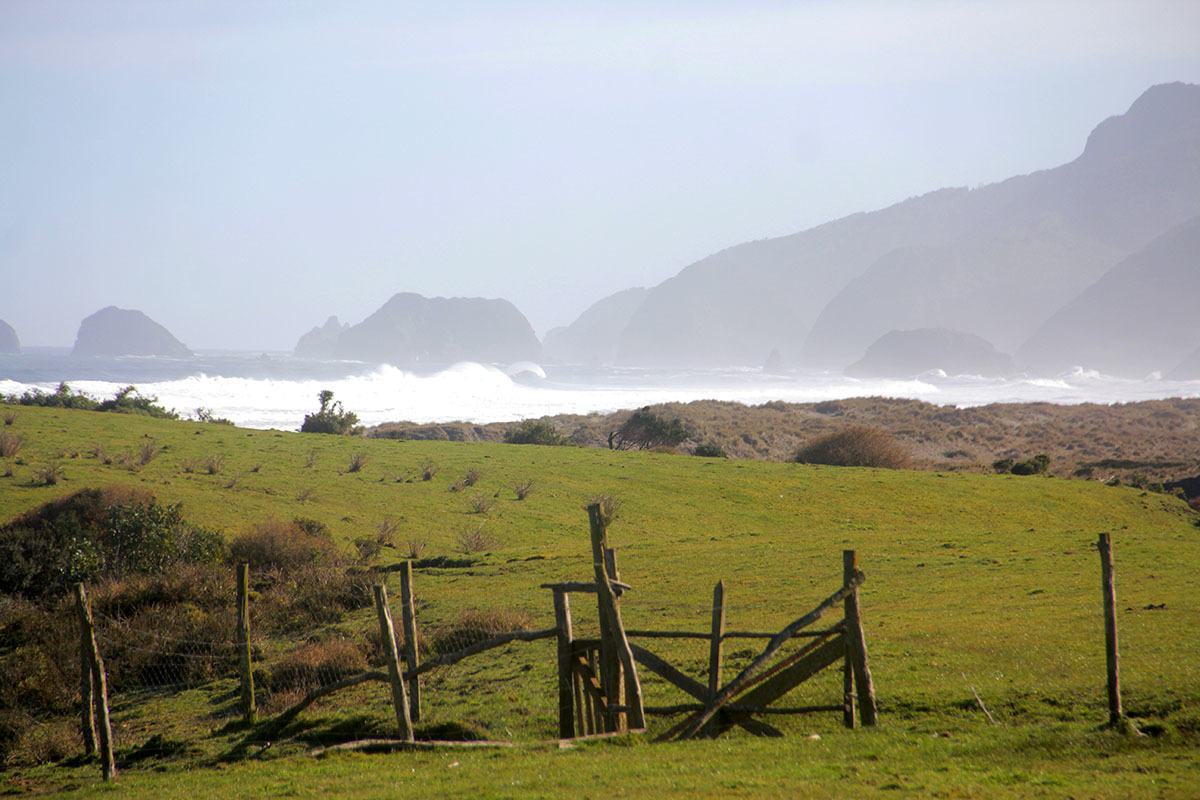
236, 562, 256, 725
587, 503, 646, 731
553, 588, 575, 738
75, 584, 116, 781
705, 579, 726, 737
1098, 534, 1123, 726
842, 554, 857, 729
398, 560, 422, 722
372, 583, 415, 742
76, 589, 98, 755
601, 546, 627, 731
843, 550, 877, 726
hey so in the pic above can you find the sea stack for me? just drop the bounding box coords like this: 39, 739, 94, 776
71, 306, 192, 358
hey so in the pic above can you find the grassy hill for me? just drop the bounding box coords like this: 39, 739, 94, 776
1, 403, 1198, 798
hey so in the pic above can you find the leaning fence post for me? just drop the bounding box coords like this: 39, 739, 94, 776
553, 588, 575, 738
75, 584, 116, 781
705, 579, 726, 737
843, 550, 877, 726
373, 583, 415, 742
236, 562, 256, 725
1098, 534, 1124, 726
398, 560, 422, 722
76, 589, 98, 755
587, 504, 645, 730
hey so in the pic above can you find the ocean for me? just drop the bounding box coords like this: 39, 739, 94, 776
1, 349, 1197, 431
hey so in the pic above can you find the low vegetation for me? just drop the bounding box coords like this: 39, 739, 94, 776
299, 390, 360, 436
503, 419, 567, 446
2, 383, 178, 419
608, 407, 689, 451
794, 426, 911, 469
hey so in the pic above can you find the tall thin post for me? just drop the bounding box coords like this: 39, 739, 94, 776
553, 589, 575, 738
842, 555, 857, 729
705, 579, 726, 737
602, 546, 626, 731
398, 560, 422, 722
76, 590, 97, 755
235, 562, 256, 725
75, 584, 116, 781
373, 583, 415, 742
587, 504, 645, 730
1098, 534, 1123, 726
843, 550, 877, 726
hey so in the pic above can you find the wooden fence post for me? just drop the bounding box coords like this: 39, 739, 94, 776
76, 589, 98, 755
843, 550, 877, 726
236, 562, 256, 725
587, 504, 646, 730
373, 583, 415, 742
842, 554, 857, 729
1098, 534, 1123, 726
553, 589, 575, 738
705, 579, 726, 737
398, 560, 422, 722
602, 546, 626, 731
75, 584, 116, 781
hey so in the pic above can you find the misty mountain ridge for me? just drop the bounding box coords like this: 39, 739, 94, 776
550, 82, 1200, 377
295, 292, 542, 367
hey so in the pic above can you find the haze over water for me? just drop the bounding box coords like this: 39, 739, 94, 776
2, 352, 1196, 430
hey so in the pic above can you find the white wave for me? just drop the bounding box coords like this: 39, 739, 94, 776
3, 362, 1198, 430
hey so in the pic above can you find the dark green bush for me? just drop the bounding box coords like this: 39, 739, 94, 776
0, 487, 223, 601
609, 407, 689, 451
2, 383, 176, 418
300, 390, 360, 435
1009, 454, 1051, 476
692, 442, 727, 458
503, 419, 566, 446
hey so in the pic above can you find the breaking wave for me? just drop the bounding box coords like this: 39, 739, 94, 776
1, 359, 1197, 430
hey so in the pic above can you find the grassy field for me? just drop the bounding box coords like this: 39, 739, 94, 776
2, 403, 1199, 798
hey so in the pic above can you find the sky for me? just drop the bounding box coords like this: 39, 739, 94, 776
2, 1, 1199, 350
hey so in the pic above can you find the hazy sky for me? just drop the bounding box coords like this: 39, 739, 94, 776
3, 1, 1199, 350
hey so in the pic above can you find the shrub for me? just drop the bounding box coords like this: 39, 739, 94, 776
587, 495, 621, 526
404, 538, 428, 559
609, 407, 689, 451
692, 442, 727, 458
0, 487, 223, 601
463, 469, 481, 486
347, 452, 368, 473
268, 638, 367, 697
0, 431, 20, 458
138, 439, 160, 466
2, 412, 14, 426
420, 459, 439, 481
427, 608, 533, 655
1010, 454, 1051, 476
992, 458, 1015, 473
194, 407, 233, 425
794, 426, 911, 469
469, 494, 495, 515
300, 390, 360, 435
96, 386, 178, 419
229, 519, 342, 571
504, 420, 566, 446
4, 382, 98, 410
456, 524, 498, 554
513, 480, 533, 500
31, 464, 63, 486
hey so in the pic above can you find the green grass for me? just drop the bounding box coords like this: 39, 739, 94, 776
2, 403, 1199, 798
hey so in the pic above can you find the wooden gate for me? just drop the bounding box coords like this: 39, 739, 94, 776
548, 507, 877, 740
